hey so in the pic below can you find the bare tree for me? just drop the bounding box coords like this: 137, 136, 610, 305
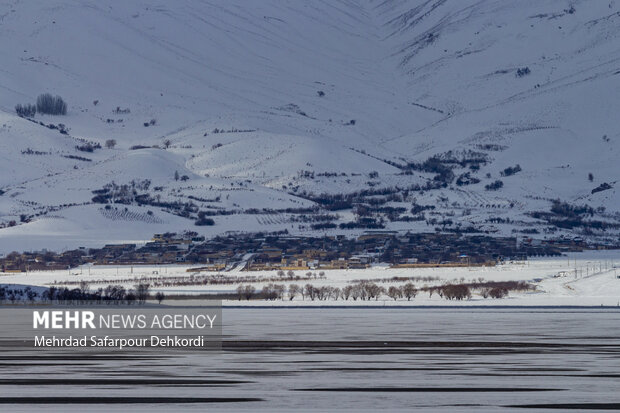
36, 93, 67, 115
387, 286, 402, 301
274, 284, 286, 300
288, 284, 300, 301
243, 285, 256, 301
261, 284, 277, 300
362, 282, 383, 300
134, 283, 150, 304
304, 284, 316, 301
377, 286, 386, 300
317, 286, 329, 300
26, 288, 37, 303
79, 280, 90, 295
15, 103, 36, 117
402, 283, 418, 301
332, 287, 341, 301
155, 291, 165, 304
236, 285, 245, 301
342, 285, 353, 300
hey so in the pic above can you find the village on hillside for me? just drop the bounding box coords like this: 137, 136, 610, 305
0, 230, 601, 274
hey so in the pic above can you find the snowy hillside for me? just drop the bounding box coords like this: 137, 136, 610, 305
0, 0, 618, 252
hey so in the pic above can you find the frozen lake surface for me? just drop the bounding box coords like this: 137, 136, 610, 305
2, 308, 620, 411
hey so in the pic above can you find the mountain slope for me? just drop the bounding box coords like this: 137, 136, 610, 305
0, 0, 618, 253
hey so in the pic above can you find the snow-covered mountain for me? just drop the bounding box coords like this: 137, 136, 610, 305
0, 0, 618, 253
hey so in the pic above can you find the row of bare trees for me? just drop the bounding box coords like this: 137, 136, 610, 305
55, 270, 321, 288
15, 93, 68, 117
233, 280, 528, 302
426, 280, 533, 300
0, 283, 166, 305
235, 282, 419, 301
0, 286, 38, 303
36, 283, 153, 305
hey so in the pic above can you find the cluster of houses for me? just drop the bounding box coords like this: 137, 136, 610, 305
244, 232, 563, 271
0, 230, 590, 273
0, 249, 84, 273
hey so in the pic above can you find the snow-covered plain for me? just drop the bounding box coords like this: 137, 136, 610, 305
0, 0, 619, 253
2, 250, 620, 307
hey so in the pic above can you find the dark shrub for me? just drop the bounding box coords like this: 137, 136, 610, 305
311, 222, 337, 230
485, 180, 504, 191
195, 212, 215, 226
500, 164, 521, 177
592, 182, 612, 194
488, 287, 509, 299
441, 284, 471, 300
75, 143, 101, 152
516, 67, 530, 77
